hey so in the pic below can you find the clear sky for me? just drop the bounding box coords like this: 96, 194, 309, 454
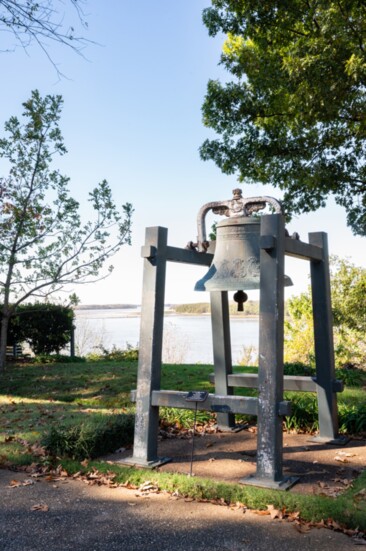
1, 0, 365, 305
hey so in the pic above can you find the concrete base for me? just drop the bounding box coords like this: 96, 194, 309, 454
118, 456, 171, 469
308, 435, 350, 446
239, 475, 300, 491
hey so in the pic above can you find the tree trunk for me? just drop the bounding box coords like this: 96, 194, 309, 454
0, 313, 10, 373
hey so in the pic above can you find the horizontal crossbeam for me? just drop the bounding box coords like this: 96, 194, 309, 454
130, 390, 292, 416
140, 245, 213, 266
209, 373, 343, 393
284, 237, 323, 261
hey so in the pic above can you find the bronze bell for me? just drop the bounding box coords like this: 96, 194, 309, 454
193, 190, 293, 293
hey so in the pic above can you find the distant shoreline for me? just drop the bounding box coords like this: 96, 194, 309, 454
75, 304, 139, 310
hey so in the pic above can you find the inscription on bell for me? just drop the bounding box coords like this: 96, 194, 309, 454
220, 226, 259, 240
215, 256, 260, 280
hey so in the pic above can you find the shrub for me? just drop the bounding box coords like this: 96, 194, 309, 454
32, 354, 86, 364
42, 414, 135, 459
86, 344, 139, 362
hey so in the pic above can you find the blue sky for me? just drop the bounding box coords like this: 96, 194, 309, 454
1, 0, 365, 305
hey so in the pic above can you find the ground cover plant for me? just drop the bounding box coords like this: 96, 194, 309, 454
0, 358, 365, 533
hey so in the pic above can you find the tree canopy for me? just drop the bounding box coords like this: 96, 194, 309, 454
285, 257, 366, 368
0, 90, 132, 370
201, 1, 366, 235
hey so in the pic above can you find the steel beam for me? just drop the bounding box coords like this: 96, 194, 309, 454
242, 214, 298, 489
210, 291, 236, 429
125, 227, 170, 468
309, 232, 343, 443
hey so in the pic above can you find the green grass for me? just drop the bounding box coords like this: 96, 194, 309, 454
0, 359, 365, 532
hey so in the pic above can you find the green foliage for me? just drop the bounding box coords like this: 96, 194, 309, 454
335, 365, 364, 387
85, 344, 139, 362
160, 407, 213, 429
172, 300, 259, 316
284, 392, 366, 434
2, 302, 74, 354
42, 414, 135, 460
201, 1, 366, 235
285, 257, 366, 369
0, 90, 132, 369
172, 303, 211, 314
33, 353, 85, 364
284, 395, 319, 434
283, 362, 315, 377
338, 402, 366, 434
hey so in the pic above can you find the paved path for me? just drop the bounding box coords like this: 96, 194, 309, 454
0, 469, 360, 551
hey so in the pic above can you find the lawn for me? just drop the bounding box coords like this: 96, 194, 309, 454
0, 359, 365, 534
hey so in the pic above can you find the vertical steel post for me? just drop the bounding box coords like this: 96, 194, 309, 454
309, 232, 341, 443
126, 226, 170, 467
210, 291, 236, 430
243, 214, 297, 489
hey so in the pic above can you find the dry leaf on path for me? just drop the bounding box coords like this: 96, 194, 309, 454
252, 509, 270, 516
31, 503, 49, 512
293, 522, 311, 533
8, 479, 22, 488
267, 504, 282, 519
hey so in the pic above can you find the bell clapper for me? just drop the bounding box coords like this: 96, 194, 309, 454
233, 290, 248, 312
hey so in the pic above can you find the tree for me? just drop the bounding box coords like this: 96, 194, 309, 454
0, 90, 133, 371
200, 1, 366, 235
285, 257, 366, 368
0, 0, 89, 74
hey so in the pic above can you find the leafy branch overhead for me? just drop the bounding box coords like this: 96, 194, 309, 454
201, 1, 366, 235
0, 90, 132, 370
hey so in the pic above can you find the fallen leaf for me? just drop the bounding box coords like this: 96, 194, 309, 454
354, 488, 366, 501
267, 504, 282, 519
22, 479, 35, 486
293, 522, 311, 533
8, 479, 22, 488
335, 456, 350, 463
31, 503, 49, 512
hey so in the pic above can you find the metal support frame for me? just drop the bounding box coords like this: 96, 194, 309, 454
125, 227, 212, 468
242, 214, 298, 489
123, 227, 169, 467
309, 233, 346, 444
210, 291, 237, 430
126, 214, 342, 486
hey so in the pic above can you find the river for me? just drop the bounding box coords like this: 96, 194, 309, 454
74, 308, 259, 364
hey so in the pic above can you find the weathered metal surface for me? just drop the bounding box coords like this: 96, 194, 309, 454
309, 232, 339, 440
129, 227, 167, 466
196, 189, 283, 252
129, 390, 291, 417
285, 237, 323, 261
256, 214, 286, 483
195, 218, 292, 292
210, 291, 236, 429
209, 373, 344, 393
166, 246, 213, 266
151, 390, 259, 415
